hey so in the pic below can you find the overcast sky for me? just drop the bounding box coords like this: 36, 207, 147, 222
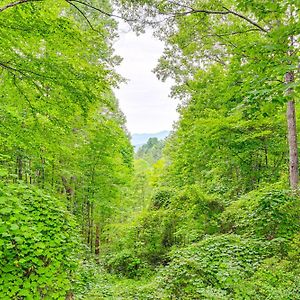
113, 23, 179, 134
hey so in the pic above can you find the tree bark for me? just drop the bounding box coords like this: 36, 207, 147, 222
86, 200, 91, 245
90, 202, 94, 251
95, 224, 100, 256
17, 156, 22, 180
286, 71, 298, 190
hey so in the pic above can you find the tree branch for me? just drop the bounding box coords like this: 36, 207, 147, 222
12, 75, 36, 113
0, 62, 47, 94
206, 28, 261, 37
0, 0, 42, 13
222, 6, 268, 33
170, 8, 228, 17
0, 0, 132, 23
68, 0, 112, 17
66, 0, 105, 37
0, 61, 60, 81
0, 61, 28, 77
67, 0, 135, 21
165, 1, 268, 33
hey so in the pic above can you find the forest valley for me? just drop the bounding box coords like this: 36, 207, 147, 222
0, 0, 299, 299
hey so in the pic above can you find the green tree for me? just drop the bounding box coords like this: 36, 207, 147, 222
136, 137, 165, 164
117, 0, 300, 190
0, 0, 134, 297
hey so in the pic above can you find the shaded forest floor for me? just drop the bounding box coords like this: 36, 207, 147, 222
84, 270, 155, 299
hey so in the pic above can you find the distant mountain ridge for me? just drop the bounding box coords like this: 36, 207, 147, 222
131, 130, 169, 149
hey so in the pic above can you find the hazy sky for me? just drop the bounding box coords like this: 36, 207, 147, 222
113, 23, 179, 134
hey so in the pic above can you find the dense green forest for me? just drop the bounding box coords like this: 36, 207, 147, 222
0, 0, 299, 299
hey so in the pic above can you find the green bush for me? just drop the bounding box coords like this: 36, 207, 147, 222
234, 256, 300, 299
102, 209, 175, 274
170, 185, 224, 244
133, 209, 177, 265
0, 183, 80, 299
151, 187, 174, 209
103, 185, 225, 275
98, 184, 300, 299
104, 249, 148, 278
154, 234, 273, 299
221, 187, 300, 239
83, 272, 162, 300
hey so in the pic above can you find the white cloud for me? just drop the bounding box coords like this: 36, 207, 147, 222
113, 23, 179, 134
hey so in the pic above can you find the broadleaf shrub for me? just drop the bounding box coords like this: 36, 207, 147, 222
0, 183, 81, 299
154, 234, 274, 299
221, 187, 300, 239
233, 257, 300, 299
151, 187, 174, 209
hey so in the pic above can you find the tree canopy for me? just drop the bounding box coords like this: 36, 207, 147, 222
0, 0, 299, 299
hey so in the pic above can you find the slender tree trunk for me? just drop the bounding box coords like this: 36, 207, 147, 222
51, 161, 55, 188
29, 160, 32, 184
287, 100, 298, 190
90, 202, 94, 252
95, 224, 100, 258
286, 71, 298, 190
87, 200, 91, 245
41, 157, 45, 188
25, 160, 28, 184
264, 143, 268, 167
17, 156, 22, 180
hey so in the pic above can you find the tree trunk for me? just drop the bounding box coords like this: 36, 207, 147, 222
86, 200, 91, 245
90, 202, 94, 252
287, 100, 298, 190
95, 224, 100, 257
286, 70, 298, 190
17, 156, 22, 180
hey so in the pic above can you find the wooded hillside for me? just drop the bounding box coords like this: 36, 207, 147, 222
0, 0, 299, 299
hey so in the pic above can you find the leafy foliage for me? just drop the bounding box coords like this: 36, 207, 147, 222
222, 187, 300, 239
155, 235, 273, 299
0, 183, 79, 299
94, 1, 300, 298
1, 0, 300, 299
136, 137, 165, 164
0, 0, 133, 297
